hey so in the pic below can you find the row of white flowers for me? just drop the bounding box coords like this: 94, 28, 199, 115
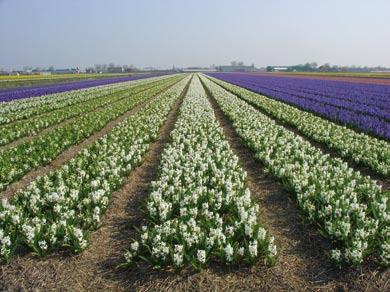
0, 81, 132, 123
208, 76, 389, 176
0, 77, 171, 146
200, 75, 389, 267
124, 75, 277, 270
0, 76, 190, 263
0, 76, 184, 191
0, 75, 171, 124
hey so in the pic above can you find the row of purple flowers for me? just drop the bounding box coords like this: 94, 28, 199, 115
0, 73, 168, 103
208, 73, 390, 140
222, 77, 390, 121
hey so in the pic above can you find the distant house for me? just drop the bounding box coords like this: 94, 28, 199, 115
85, 68, 96, 74
53, 68, 80, 74
266, 66, 290, 72
182, 67, 217, 72
107, 67, 124, 73
143, 67, 156, 71
217, 64, 257, 72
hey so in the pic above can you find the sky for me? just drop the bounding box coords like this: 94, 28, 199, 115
0, 0, 389, 70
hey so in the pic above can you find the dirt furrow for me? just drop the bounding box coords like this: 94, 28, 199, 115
0, 79, 181, 200
0, 77, 191, 291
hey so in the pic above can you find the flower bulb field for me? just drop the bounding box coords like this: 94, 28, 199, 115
0, 73, 168, 103
0, 73, 389, 290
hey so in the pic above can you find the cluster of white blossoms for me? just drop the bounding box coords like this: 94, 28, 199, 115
0, 76, 190, 263
209, 77, 389, 176
201, 75, 389, 267
0, 74, 171, 125
0, 76, 184, 191
124, 75, 277, 270
0, 218, 12, 259
0, 76, 173, 146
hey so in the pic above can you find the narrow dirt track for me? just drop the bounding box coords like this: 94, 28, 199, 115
0, 78, 191, 291
0, 78, 182, 200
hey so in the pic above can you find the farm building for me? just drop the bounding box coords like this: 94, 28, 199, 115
107, 66, 124, 73
217, 64, 257, 72
266, 66, 290, 72
53, 68, 80, 74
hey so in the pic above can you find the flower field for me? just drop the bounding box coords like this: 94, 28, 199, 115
0, 73, 147, 90
0, 75, 183, 191
0, 77, 171, 145
201, 75, 389, 266
208, 73, 390, 139
0, 73, 388, 290
0, 75, 190, 261
207, 76, 390, 176
124, 75, 276, 269
0, 73, 168, 102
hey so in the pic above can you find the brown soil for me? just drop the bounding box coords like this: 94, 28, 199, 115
0, 77, 191, 291
0, 78, 181, 200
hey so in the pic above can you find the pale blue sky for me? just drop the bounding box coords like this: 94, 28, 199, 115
1, 0, 389, 70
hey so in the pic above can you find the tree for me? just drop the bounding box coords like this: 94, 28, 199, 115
303, 62, 312, 71
85, 67, 95, 73
319, 63, 331, 72
94, 64, 102, 72
310, 62, 318, 69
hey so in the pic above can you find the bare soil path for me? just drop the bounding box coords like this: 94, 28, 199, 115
0, 78, 191, 291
